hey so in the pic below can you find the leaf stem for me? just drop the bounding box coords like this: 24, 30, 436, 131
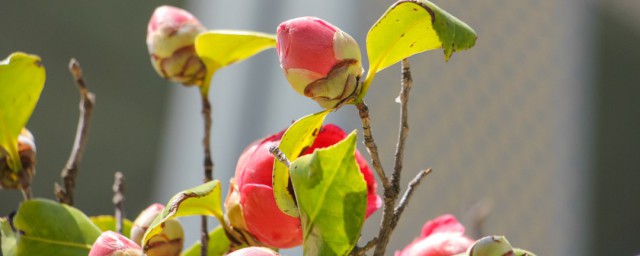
112, 171, 125, 235
55, 58, 95, 206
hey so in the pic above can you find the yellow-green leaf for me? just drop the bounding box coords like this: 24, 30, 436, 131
361, 0, 476, 99
0, 52, 45, 171
289, 131, 367, 256
13, 199, 102, 256
180, 226, 230, 256
195, 30, 276, 94
89, 215, 133, 239
273, 110, 331, 218
141, 180, 223, 252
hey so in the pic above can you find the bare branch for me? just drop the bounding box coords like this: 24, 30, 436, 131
351, 237, 378, 256
394, 169, 432, 217
112, 171, 125, 235
392, 58, 413, 190
199, 89, 215, 256
355, 101, 390, 190
55, 58, 96, 205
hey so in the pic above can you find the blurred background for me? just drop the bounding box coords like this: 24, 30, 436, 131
1, 0, 639, 255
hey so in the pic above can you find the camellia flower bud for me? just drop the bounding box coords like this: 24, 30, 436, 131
147, 5, 206, 86
277, 17, 364, 109
226, 124, 381, 248
0, 129, 36, 189
395, 214, 474, 256
130, 203, 184, 256
227, 247, 281, 256
466, 236, 515, 256
89, 231, 143, 256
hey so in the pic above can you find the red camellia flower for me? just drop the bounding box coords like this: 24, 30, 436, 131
226, 124, 381, 248
89, 231, 142, 256
147, 5, 206, 86
277, 17, 363, 109
395, 214, 474, 256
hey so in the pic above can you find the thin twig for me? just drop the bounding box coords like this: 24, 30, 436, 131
355, 101, 390, 190
372, 59, 417, 256
55, 58, 95, 205
112, 172, 125, 235
268, 145, 291, 168
351, 237, 378, 256
199, 90, 214, 256
394, 169, 431, 217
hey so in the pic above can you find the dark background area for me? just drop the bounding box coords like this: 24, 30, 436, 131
0, 1, 180, 217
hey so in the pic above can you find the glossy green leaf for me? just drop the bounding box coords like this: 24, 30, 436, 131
13, 198, 101, 256
195, 30, 276, 94
181, 225, 230, 256
361, 0, 476, 99
290, 131, 367, 256
273, 110, 331, 217
0, 52, 45, 171
1, 217, 17, 256
89, 215, 133, 239
141, 180, 223, 252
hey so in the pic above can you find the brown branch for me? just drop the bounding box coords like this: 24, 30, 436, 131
199, 90, 214, 256
351, 237, 378, 256
55, 58, 95, 205
268, 145, 291, 168
394, 169, 432, 217
112, 171, 125, 235
355, 101, 390, 190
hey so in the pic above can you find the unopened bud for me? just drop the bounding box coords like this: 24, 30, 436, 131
277, 16, 363, 109
0, 129, 36, 190
131, 203, 184, 256
227, 247, 280, 256
467, 236, 515, 256
147, 5, 206, 86
89, 231, 143, 256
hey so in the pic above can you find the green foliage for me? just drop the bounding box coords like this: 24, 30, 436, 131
181, 225, 231, 256
195, 30, 276, 94
141, 180, 223, 252
272, 110, 331, 218
290, 131, 367, 256
361, 0, 476, 100
89, 215, 133, 239
1, 217, 17, 256
12, 199, 101, 256
0, 52, 45, 171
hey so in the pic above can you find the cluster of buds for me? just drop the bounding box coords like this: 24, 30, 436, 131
395, 214, 474, 256
0, 129, 36, 190
225, 124, 381, 248
277, 17, 364, 109
147, 6, 207, 86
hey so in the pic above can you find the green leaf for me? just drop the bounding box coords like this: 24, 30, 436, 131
181, 225, 230, 256
13, 198, 102, 256
361, 0, 476, 99
89, 215, 133, 239
273, 110, 331, 218
141, 180, 223, 252
195, 30, 276, 94
290, 131, 367, 256
0, 52, 46, 171
1, 217, 17, 256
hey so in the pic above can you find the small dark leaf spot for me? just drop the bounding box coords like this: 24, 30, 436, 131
413, 8, 418, 11
312, 128, 319, 136
410, 42, 416, 48
400, 33, 405, 38
395, 19, 399, 22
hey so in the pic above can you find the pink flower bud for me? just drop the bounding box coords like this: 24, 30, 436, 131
89, 231, 143, 256
277, 17, 363, 109
227, 247, 280, 256
227, 124, 381, 248
147, 6, 206, 86
0, 129, 36, 189
130, 203, 184, 256
395, 215, 474, 256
